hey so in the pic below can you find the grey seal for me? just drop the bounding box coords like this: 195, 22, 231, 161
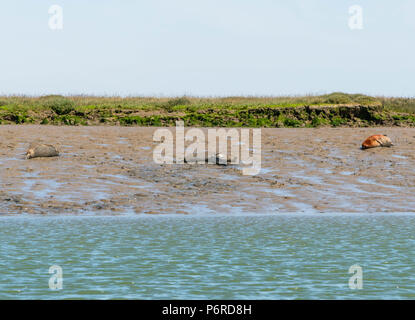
26, 143, 59, 159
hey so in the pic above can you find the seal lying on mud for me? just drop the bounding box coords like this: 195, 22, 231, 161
184, 153, 232, 165
361, 135, 393, 149
26, 143, 59, 159
214, 153, 231, 166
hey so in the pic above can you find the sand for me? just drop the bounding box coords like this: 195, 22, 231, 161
0, 125, 414, 215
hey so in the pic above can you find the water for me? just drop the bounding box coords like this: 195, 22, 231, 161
1, 213, 415, 299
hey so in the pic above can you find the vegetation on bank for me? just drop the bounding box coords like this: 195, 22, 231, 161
0, 92, 415, 127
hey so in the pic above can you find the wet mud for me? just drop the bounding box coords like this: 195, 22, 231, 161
1, 125, 414, 215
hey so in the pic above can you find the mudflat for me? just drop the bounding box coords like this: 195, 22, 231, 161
0, 125, 414, 214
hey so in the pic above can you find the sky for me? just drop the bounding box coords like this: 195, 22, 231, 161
0, 0, 414, 97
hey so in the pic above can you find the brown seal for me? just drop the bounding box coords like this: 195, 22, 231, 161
361, 135, 393, 149
26, 143, 59, 159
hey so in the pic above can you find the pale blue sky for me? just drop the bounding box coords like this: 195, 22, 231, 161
0, 0, 414, 96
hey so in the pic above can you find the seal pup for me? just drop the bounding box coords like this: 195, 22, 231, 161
26, 143, 59, 159
361, 134, 393, 150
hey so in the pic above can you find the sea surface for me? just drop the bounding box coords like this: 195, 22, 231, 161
1, 213, 415, 299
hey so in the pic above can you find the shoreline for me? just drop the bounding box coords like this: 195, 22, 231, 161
1, 93, 415, 127
1, 104, 414, 128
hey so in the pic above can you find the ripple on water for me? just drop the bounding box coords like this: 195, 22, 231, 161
1, 214, 415, 299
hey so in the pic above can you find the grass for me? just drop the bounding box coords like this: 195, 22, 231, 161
0, 92, 414, 127
379, 97, 415, 113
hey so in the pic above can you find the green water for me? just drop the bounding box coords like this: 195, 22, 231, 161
1, 214, 415, 299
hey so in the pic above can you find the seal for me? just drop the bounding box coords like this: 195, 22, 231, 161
361, 134, 393, 149
26, 143, 59, 159
183, 152, 233, 165
215, 153, 230, 166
